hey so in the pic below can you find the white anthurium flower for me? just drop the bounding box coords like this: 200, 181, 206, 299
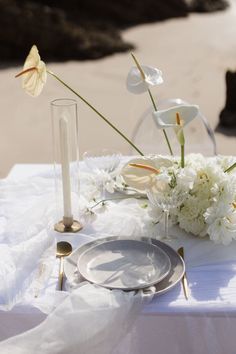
15, 45, 47, 97
152, 104, 199, 130
121, 156, 173, 191
126, 65, 163, 95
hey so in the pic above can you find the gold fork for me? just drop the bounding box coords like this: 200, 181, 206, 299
177, 247, 189, 300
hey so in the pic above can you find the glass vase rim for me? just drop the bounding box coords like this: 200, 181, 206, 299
51, 98, 77, 107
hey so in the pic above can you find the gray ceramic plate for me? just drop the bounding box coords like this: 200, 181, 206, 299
64, 236, 185, 296
77, 239, 171, 290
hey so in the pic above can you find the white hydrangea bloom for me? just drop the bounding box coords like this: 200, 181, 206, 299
141, 154, 236, 243
207, 213, 236, 245
177, 195, 208, 236
176, 166, 196, 191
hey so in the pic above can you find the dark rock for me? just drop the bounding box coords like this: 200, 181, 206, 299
0, 0, 230, 62
219, 71, 236, 127
22, 0, 189, 27
188, 0, 229, 13
0, 0, 133, 61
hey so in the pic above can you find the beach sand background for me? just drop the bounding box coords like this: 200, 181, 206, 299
0, 1, 235, 177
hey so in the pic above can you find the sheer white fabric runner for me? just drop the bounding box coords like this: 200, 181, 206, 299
0, 284, 144, 354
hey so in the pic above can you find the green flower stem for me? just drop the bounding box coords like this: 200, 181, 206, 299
47, 70, 144, 156
181, 144, 185, 168
224, 162, 236, 173
90, 195, 143, 209
148, 89, 173, 156
148, 88, 157, 110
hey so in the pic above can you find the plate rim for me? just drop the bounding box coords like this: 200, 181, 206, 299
77, 238, 171, 291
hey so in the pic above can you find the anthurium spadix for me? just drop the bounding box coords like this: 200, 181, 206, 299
175, 112, 185, 146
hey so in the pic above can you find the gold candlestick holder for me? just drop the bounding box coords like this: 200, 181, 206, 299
54, 217, 83, 233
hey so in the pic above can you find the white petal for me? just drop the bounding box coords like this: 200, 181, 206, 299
23, 45, 40, 70
21, 45, 47, 97
143, 66, 163, 86
152, 104, 199, 129
121, 157, 157, 191
120, 156, 172, 191
151, 156, 173, 168
126, 65, 163, 95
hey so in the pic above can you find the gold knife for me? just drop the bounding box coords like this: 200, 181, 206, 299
177, 247, 189, 300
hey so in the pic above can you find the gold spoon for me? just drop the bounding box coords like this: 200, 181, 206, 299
56, 241, 72, 291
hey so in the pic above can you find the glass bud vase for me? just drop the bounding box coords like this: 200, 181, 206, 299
51, 98, 82, 233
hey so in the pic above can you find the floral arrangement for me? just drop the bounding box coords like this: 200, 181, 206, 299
16, 45, 236, 245
121, 154, 236, 245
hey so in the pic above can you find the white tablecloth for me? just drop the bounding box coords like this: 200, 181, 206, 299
1, 163, 236, 354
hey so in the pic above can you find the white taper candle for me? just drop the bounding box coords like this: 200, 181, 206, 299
59, 116, 72, 219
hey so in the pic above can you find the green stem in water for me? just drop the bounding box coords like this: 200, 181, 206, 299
224, 162, 236, 173
90, 195, 142, 209
181, 144, 185, 168
131, 53, 173, 156
47, 70, 144, 156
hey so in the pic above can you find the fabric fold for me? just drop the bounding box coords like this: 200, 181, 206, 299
0, 284, 146, 354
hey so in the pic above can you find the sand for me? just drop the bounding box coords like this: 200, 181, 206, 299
0, 1, 235, 178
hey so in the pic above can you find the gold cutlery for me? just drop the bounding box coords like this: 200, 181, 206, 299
177, 247, 189, 300
33, 263, 47, 298
56, 241, 72, 291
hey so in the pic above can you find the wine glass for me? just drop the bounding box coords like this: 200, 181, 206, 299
147, 184, 186, 240
83, 148, 121, 199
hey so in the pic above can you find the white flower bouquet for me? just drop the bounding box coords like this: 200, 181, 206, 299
121, 154, 236, 245
16, 45, 236, 244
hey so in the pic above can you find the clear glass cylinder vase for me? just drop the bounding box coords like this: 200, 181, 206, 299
51, 98, 82, 233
